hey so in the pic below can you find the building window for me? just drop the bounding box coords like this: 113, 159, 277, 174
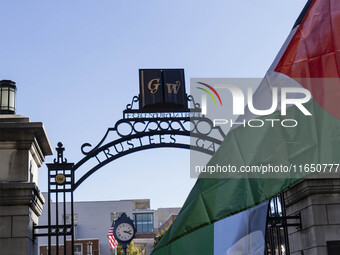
64, 214, 78, 225
134, 213, 153, 233
74, 244, 82, 255
327, 241, 340, 255
111, 212, 124, 222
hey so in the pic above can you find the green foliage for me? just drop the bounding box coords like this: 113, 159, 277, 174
117, 241, 139, 255
154, 230, 165, 247
154, 223, 173, 248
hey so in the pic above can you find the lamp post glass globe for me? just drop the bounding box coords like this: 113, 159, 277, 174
0, 80, 16, 114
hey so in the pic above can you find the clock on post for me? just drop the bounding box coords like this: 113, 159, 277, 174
113, 213, 137, 255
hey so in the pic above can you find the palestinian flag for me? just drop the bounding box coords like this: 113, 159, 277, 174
151, 0, 340, 254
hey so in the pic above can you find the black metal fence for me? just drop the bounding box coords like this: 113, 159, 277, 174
266, 193, 301, 255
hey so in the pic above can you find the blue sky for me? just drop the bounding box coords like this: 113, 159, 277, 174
0, 0, 307, 208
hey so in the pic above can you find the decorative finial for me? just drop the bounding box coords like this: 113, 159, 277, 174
54, 142, 67, 163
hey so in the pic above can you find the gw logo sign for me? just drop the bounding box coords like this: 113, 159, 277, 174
148, 78, 181, 95
139, 69, 187, 111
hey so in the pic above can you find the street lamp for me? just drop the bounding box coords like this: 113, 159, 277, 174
86, 241, 93, 255
0, 80, 16, 114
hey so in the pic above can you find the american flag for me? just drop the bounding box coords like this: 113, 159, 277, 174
107, 223, 119, 249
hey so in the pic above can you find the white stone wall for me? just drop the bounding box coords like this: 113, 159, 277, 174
0, 115, 52, 255
285, 178, 340, 255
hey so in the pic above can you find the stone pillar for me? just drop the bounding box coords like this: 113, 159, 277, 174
0, 114, 52, 255
284, 175, 340, 255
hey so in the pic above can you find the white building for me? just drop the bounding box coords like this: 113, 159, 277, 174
38, 194, 180, 255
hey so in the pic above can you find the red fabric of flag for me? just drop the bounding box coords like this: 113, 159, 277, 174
107, 227, 119, 249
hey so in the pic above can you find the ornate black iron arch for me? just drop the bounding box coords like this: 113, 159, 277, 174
72, 116, 224, 190
34, 95, 226, 255
73, 131, 222, 190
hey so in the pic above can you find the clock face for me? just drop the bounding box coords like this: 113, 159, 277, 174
115, 223, 135, 241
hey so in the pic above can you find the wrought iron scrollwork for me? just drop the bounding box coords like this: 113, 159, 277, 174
80, 116, 224, 156
187, 95, 200, 109
114, 118, 188, 137
80, 127, 115, 155
81, 143, 93, 155
80, 94, 219, 156
76, 95, 225, 189
126, 95, 140, 110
